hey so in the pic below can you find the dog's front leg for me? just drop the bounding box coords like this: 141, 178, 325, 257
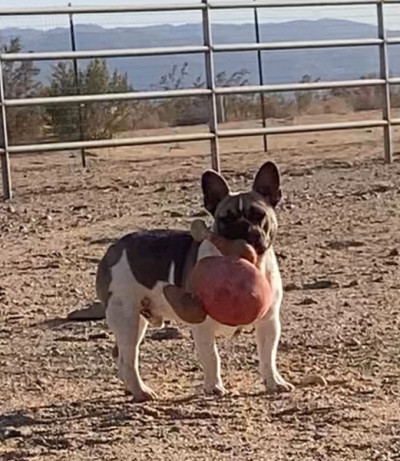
192, 321, 226, 396
256, 310, 294, 393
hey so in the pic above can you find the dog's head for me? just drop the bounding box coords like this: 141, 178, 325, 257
201, 161, 281, 255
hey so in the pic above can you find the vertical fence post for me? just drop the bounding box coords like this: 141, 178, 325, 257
254, 1, 268, 152
218, 95, 226, 123
69, 3, 86, 168
0, 58, 12, 200
202, 0, 220, 172
377, 0, 393, 163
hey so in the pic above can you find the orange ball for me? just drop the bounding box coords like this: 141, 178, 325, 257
190, 256, 271, 326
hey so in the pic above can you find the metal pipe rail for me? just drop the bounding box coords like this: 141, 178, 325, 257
2, 79, 385, 108
0, 132, 215, 154
210, 0, 383, 7
0, 4, 206, 15
385, 37, 400, 45
0, 0, 398, 200
213, 38, 383, 52
0, 38, 386, 62
0, 0, 392, 16
0, 120, 386, 155
218, 120, 387, 137
0, 46, 209, 62
3, 88, 212, 107
215, 78, 385, 94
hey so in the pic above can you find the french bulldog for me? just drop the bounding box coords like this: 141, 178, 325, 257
95, 161, 293, 402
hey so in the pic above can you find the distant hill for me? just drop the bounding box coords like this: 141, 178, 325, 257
1, 19, 399, 89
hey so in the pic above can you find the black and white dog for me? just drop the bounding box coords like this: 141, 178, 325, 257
95, 161, 293, 402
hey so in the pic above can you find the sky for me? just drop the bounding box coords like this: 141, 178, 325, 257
0, 0, 399, 30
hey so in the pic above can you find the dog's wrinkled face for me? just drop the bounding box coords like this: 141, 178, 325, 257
201, 161, 281, 255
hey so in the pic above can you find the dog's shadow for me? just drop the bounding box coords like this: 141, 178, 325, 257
0, 389, 271, 437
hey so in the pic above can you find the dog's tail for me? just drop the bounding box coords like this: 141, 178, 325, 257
67, 242, 121, 321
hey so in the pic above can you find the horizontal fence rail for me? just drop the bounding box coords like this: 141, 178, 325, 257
0, 4, 206, 15
0, 133, 216, 154
0, 38, 384, 62
3, 79, 389, 107
214, 38, 384, 52
210, 0, 383, 7
0, 0, 388, 16
0, 120, 387, 155
1, 0, 399, 199
218, 120, 388, 137
0, 46, 209, 62
4, 89, 213, 107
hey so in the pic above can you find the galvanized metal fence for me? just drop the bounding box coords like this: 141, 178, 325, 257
1, 0, 400, 199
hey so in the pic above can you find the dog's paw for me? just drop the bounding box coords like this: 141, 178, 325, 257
205, 383, 227, 397
265, 375, 294, 394
132, 385, 158, 403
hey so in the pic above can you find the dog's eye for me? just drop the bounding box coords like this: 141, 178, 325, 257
247, 207, 266, 223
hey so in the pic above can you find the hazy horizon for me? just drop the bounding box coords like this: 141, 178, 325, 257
0, 0, 399, 31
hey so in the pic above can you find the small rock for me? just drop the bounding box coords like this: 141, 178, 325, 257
345, 338, 361, 347
67, 301, 105, 321
372, 182, 392, 193
0, 428, 25, 440
326, 240, 364, 250
298, 297, 317, 306
303, 280, 339, 290
301, 374, 328, 387
389, 248, 399, 257
154, 186, 166, 193
150, 326, 183, 341
345, 280, 359, 288
89, 332, 109, 340
284, 282, 301, 292
72, 205, 88, 212
190, 210, 208, 218
170, 211, 183, 218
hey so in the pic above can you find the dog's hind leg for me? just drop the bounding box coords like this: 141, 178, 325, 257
106, 294, 156, 402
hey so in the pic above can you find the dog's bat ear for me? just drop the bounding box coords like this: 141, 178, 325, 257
201, 170, 230, 215
253, 161, 282, 207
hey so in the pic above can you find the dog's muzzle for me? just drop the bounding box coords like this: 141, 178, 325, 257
246, 229, 268, 255
218, 220, 268, 255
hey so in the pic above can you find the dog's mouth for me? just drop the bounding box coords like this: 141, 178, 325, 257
247, 238, 267, 256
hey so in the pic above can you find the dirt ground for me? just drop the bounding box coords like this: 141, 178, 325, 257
1, 117, 400, 460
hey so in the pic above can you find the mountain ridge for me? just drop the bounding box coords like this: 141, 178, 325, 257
1, 18, 399, 89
